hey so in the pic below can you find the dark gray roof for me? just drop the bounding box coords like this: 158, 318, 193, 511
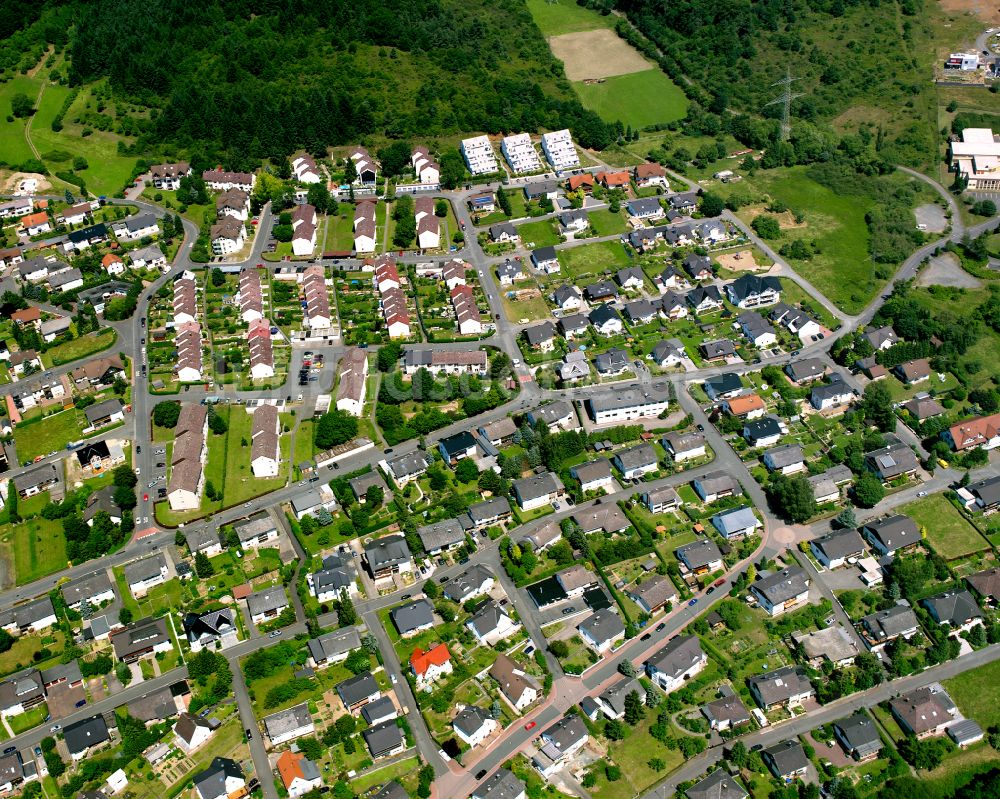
417, 519, 465, 551
922, 590, 982, 627
764, 739, 809, 777
336, 671, 378, 706
365, 534, 412, 571
599, 677, 645, 717
362, 695, 397, 725
744, 416, 782, 443
532, 245, 557, 264
63, 714, 110, 755
764, 443, 804, 469
0, 596, 54, 630
577, 608, 624, 645
970, 476, 1000, 507
685, 770, 748, 799
362, 719, 404, 756
513, 472, 560, 502
124, 552, 166, 585
246, 586, 288, 617
727, 274, 781, 303
695, 470, 741, 497
525, 321, 556, 347
835, 712, 882, 757
372, 782, 410, 799
263, 702, 312, 739
453, 704, 493, 737
473, 769, 525, 799
704, 372, 743, 397
785, 358, 827, 382
645, 634, 704, 679
468, 600, 512, 638
386, 451, 429, 480
811, 528, 865, 561
748, 666, 813, 706
863, 514, 921, 551
588, 302, 620, 327
541, 713, 588, 752
614, 442, 657, 470
752, 567, 808, 605
62, 571, 114, 606
390, 598, 435, 634
193, 758, 243, 799
445, 564, 494, 600
308, 628, 361, 663
861, 603, 919, 641
865, 442, 920, 478
676, 539, 723, 570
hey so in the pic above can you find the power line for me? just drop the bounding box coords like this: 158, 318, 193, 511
764, 68, 804, 142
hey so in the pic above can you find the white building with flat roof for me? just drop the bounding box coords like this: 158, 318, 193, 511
461, 136, 499, 175
501, 133, 542, 174
541, 129, 580, 170
950, 128, 1000, 190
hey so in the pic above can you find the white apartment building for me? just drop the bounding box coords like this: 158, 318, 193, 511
461, 135, 500, 175
501, 133, 542, 173
541, 129, 580, 170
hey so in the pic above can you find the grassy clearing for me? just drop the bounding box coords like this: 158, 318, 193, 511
8, 516, 67, 585
525, 0, 614, 37
557, 239, 631, 279
718, 166, 881, 314
41, 327, 117, 367
13, 409, 86, 461
588, 208, 628, 236
517, 219, 560, 248
899, 494, 987, 560
574, 70, 688, 129
945, 658, 1000, 731
0, 74, 41, 165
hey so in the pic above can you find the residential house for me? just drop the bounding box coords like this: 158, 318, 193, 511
585, 386, 671, 424
750, 567, 809, 616
502, 133, 542, 173
335, 347, 368, 417
785, 359, 828, 384
942, 412, 1000, 451
20, 211, 50, 236
651, 337, 687, 368
444, 564, 494, 603
210, 216, 246, 256
634, 162, 669, 189
336, 672, 380, 715
113, 213, 159, 241
738, 311, 777, 348
534, 714, 589, 775
676, 539, 724, 576
62, 572, 115, 611
234, 514, 279, 550
692, 471, 742, 502
704, 372, 744, 401
437, 430, 478, 464
645, 635, 707, 692
459, 497, 513, 532
585, 279, 618, 302
834, 713, 883, 761
642, 485, 680, 513
558, 314, 589, 341
743, 416, 783, 447
451, 284, 482, 335
556, 565, 597, 597
723, 393, 766, 419
700, 691, 751, 733
410, 146, 440, 184
559, 209, 589, 234
64, 223, 109, 252
726, 275, 781, 309
167, 404, 208, 511
417, 518, 465, 555
217, 188, 250, 221
922, 590, 983, 632
890, 687, 956, 738
512, 472, 561, 511
414, 196, 440, 250
364, 535, 413, 580
354, 202, 377, 254
683, 253, 714, 281
183, 609, 237, 652
859, 604, 920, 650
64, 715, 110, 761
792, 625, 859, 667
13, 462, 59, 497
390, 599, 435, 637
524, 321, 556, 352
111, 617, 172, 663
811, 379, 855, 411
763, 443, 806, 475
687, 285, 723, 314
403, 349, 487, 377
613, 443, 659, 480
748, 666, 814, 710
472, 770, 526, 799
894, 358, 931, 385
628, 575, 677, 614
361, 696, 397, 727
173, 712, 214, 754
578, 609, 625, 653
527, 400, 578, 430
566, 173, 594, 193
810, 528, 866, 569
264, 703, 314, 746
763, 740, 810, 782
276, 751, 322, 798
595, 347, 630, 376
246, 586, 289, 625
626, 197, 665, 220
124, 553, 168, 598
624, 299, 658, 326
291, 203, 318, 256
193, 758, 245, 799
349, 147, 379, 184
309, 552, 357, 602
467, 601, 520, 646
410, 644, 452, 690
669, 192, 699, 213
202, 169, 255, 192
496, 260, 524, 285
384, 452, 429, 487
966, 566, 1000, 605
659, 293, 689, 321
597, 170, 630, 189
903, 397, 946, 421
489, 222, 518, 243
571, 459, 615, 494
453, 705, 498, 748
862, 514, 922, 556
771, 303, 821, 339
865, 441, 920, 482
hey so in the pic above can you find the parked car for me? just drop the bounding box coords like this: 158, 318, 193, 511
524, 721, 537, 731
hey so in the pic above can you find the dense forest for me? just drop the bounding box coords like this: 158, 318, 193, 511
2, 0, 615, 165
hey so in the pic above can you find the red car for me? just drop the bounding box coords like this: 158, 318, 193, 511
524, 721, 537, 731
143, 494, 148, 501
714, 578, 726, 587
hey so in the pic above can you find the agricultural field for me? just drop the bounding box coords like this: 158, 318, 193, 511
524, 0, 614, 37
574, 70, 688, 129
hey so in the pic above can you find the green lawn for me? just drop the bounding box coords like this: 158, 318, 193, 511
6, 516, 67, 585
524, 0, 614, 36
719, 166, 882, 314
945, 658, 1000, 730
517, 219, 560, 248
0, 74, 42, 165
899, 494, 988, 560
558, 239, 632, 280
323, 209, 357, 252
221, 407, 289, 504
41, 327, 117, 367
348, 757, 421, 795
588, 208, 628, 236
8, 702, 48, 735
28, 80, 140, 197
574, 70, 689, 128
13, 409, 86, 461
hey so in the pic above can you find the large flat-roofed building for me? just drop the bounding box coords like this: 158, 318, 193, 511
586, 386, 671, 424
950, 128, 1000, 190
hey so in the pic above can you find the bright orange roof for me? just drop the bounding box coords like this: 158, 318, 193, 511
21, 212, 48, 228
567, 174, 594, 190
276, 750, 304, 788
102, 253, 123, 266
726, 393, 765, 415
598, 171, 630, 187
409, 643, 451, 676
